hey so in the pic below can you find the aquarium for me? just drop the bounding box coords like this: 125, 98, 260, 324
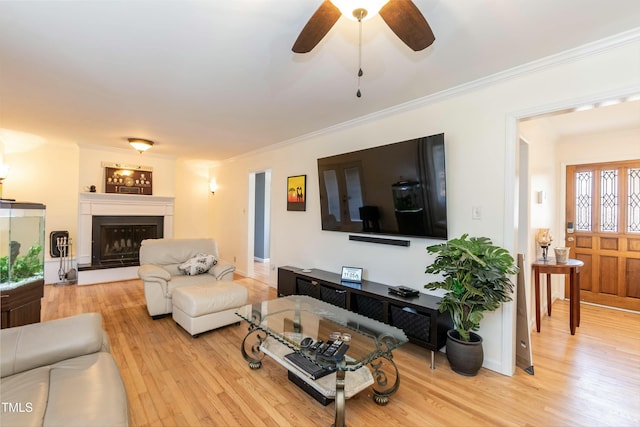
0, 202, 46, 291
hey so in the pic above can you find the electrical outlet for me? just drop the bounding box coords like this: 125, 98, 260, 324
472, 206, 482, 220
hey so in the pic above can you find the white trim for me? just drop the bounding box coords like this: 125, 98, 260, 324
498, 114, 520, 376
77, 266, 139, 286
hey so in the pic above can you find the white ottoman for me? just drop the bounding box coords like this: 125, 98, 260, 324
172, 281, 248, 337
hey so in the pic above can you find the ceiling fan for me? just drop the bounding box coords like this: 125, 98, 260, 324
292, 0, 435, 54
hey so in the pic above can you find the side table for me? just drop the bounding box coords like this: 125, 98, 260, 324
531, 258, 584, 335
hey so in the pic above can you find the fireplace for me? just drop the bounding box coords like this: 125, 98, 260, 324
76, 193, 174, 285
91, 216, 164, 266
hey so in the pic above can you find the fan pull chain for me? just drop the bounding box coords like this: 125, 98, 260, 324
356, 13, 363, 98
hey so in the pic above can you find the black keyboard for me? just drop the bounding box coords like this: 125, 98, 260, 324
284, 352, 332, 380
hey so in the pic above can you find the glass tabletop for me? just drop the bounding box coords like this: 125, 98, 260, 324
236, 295, 408, 371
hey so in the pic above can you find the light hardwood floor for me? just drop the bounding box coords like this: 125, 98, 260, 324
251, 261, 270, 285
41, 278, 640, 427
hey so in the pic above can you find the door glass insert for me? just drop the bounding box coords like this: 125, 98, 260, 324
600, 169, 618, 232
629, 167, 640, 233
576, 171, 593, 231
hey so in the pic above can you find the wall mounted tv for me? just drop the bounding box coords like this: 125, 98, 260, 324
317, 133, 447, 239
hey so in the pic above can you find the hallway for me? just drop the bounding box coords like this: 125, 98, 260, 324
252, 260, 270, 285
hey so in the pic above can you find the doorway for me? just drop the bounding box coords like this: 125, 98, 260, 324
565, 160, 640, 311
517, 96, 640, 308
249, 170, 271, 284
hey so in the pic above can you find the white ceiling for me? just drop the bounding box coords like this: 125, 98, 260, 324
1, 0, 639, 161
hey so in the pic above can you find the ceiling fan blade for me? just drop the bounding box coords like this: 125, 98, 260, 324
292, 1, 342, 53
379, 0, 435, 51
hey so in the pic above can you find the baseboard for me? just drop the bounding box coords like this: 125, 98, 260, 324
77, 266, 139, 285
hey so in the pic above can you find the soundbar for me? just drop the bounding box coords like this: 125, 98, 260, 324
349, 235, 410, 247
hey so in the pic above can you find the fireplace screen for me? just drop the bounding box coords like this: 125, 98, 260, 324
92, 216, 163, 266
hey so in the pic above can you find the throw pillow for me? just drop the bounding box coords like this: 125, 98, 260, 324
177, 253, 217, 276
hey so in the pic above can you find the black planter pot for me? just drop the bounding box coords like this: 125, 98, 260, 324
445, 329, 484, 376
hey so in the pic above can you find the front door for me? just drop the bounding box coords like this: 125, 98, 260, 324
565, 160, 640, 311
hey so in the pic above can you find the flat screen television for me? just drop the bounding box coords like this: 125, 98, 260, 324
317, 133, 447, 239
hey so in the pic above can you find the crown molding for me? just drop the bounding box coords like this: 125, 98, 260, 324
349, 27, 640, 129
226, 27, 640, 163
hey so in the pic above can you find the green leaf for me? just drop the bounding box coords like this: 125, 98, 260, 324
424, 235, 518, 342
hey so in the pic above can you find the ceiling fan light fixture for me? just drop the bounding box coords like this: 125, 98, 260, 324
330, 0, 389, 21
128, 138, 154, 153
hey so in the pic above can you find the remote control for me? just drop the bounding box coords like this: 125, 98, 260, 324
332, 343, 349, 360
323, 340, 343, 357
316, 340, 332, 354
309, 339, 323, 352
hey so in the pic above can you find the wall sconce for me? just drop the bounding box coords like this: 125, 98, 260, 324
128, 138, 154, 154
0, 164, 9, 199
536, 191, 547, 204
209, 179, 218, 195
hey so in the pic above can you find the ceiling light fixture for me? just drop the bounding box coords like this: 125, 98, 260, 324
330, 0, 389, 98
598, 99, 622, 108
294, 1, 434, 98
128, 138, 154, 154
574, 104, 595, 112
330, 0, 389, 21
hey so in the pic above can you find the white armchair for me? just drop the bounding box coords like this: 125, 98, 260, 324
138, 238, 235, 318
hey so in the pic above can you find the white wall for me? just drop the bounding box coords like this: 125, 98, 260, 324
4, 142, 80, 258
211, 36, 640, 375
556, 127, 640, 166
173, 158, 214, 238
2, 141, 215, 283
78, 145, 177, 196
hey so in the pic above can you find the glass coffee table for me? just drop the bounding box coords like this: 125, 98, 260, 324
236, 295, 408, 427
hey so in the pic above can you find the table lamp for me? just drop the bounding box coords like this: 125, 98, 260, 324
536, 228, 553, 261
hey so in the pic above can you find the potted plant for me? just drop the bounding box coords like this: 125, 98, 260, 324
425, 234, 518, 376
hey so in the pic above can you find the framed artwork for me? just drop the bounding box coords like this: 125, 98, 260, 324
104, 164, 153, 195
287, 175, 306, 211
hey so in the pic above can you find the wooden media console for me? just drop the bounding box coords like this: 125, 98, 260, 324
277, 266, 452, 368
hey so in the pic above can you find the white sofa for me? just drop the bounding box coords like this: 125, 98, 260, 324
0, 313, 129, 427
138, 238, 236, 318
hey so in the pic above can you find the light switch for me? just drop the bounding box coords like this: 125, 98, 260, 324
472, 206, 482, 220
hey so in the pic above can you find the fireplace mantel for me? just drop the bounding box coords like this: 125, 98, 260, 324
79, 192, 175, 208
77, 193, 174, 284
